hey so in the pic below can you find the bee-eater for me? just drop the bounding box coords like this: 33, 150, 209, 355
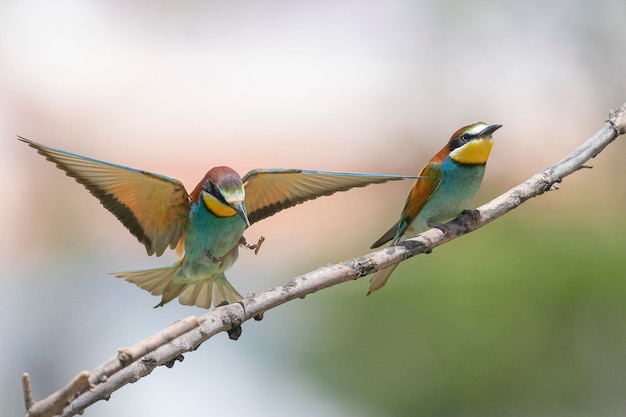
368, 122, 502, 294
19, 137, 421, 309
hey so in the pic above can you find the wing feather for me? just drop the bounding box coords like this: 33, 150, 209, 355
370, 162, 443, 248
19, 137, 191, 256
243, 169, 419, 225
400, 162, 443, 226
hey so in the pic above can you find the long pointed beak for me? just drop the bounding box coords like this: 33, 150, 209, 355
480, 124, 502, 136
233, 201, 250, 227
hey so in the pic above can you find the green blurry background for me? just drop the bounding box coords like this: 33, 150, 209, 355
2, 1, 626, 416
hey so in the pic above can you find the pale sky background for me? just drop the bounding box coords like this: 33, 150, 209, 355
1, 1, 625, 416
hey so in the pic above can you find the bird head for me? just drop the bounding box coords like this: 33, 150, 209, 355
447, 122, 502, 165
195, 166, 250, 227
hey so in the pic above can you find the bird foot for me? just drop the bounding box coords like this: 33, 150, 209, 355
461, 209, 481, 222
427, 221, 449, 234
241, 235, 265, 255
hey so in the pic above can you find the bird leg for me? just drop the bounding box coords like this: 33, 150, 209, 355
205, 244, 239, 267
205, 236, 264, 266
240, 235, 265, 255
204, 250, 223, 264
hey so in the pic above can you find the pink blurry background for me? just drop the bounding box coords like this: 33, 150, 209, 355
2, 1, 625, 416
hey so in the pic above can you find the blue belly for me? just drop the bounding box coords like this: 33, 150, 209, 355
175, 202, 248, 283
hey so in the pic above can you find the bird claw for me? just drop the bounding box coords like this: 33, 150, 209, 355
461, 209, 481, 222
427, 221, 449, 234
241, 235, 265, 255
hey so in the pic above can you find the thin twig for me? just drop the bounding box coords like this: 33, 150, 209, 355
22, 373, 34, 411
26, 372, 91, 417
23, 101, 626, 417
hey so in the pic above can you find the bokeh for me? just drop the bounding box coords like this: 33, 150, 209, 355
2, 1, 625, 416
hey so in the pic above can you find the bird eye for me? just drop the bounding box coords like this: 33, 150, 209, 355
459, 134, 469, 143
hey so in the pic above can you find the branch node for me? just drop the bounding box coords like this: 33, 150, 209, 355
117, 348, 133, 365
541, 175, 561, 193
548, 181, 561, 191
140, 355, 158, 369
354, 257, 377, 278
164, 355, 185, 368
281, 279, 298, 295
400, 239, 432, 256
609, 103, 626, 134
227, 326, 243, 340
221, 307, 244, 340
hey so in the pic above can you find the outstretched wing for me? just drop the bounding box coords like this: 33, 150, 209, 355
19, 137, 191, 256
242, 169, 420, 225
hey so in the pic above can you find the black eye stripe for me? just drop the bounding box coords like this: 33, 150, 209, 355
449, 133, 474, 151
204, 180, 228, 204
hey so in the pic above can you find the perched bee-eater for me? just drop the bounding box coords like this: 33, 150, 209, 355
19, 137, 421, 309
368, 122, 502, 294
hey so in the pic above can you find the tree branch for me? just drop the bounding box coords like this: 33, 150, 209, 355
23, 101, 626, 417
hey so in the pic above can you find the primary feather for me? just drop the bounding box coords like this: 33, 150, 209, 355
19, 137, 191, 256
244, 169, 420, 225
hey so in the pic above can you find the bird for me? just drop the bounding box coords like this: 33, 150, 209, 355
19, 136, 422, 309
367, 122, 502, 294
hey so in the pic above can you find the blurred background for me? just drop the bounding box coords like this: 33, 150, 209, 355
2, 1, 626, 416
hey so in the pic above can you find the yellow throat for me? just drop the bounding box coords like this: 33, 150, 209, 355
449, 137, 494, 165
202, 193, 238, 217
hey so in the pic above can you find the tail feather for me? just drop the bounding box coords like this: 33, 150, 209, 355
113, 265, 180, 297
367, 264, 399, 295
113, 266, 242, 309
371, 221, 400, 249
159, 280, 188, 307
178, 275, 242, 309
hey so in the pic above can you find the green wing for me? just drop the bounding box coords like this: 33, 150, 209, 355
242, 169, 420, 225
19, 137, 191, 256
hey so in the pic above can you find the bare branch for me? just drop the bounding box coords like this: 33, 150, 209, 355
23, 101, 626, 417
88, 316, 201, 386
